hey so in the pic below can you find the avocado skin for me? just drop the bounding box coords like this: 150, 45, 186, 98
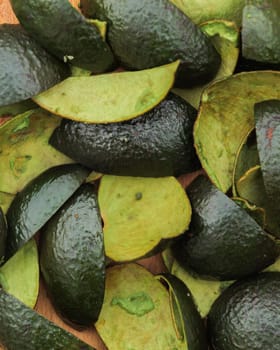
6, 164, 90, 259
50, 93, 200, 177
80, 0, 221, 87
0, 288, 96, 350
172, 175, 279, 280
0, 24, 69, 107
10, 0, 115, 73
0, 208, 7, 264
208, 272, 280, 350
40, 184, 105, 326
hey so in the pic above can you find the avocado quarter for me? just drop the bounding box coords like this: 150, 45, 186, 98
50, 93, 200, 177
80, 0, 221, 87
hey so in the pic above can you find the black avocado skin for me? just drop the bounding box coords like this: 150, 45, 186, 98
50, 93, 200, 177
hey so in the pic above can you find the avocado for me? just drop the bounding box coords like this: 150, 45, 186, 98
0, 24, 69, 107
208, 272, 280, 350
50, 93, 200, 177
40, 184, 105, 327
80, 0, 221, 87
6, 164, 90, 259
172, 175, 279, 280
10, 0, 115, 73
242, 1, 280, 64
0, 208, 6, 264
0, 288, 96, 350
158, 273, 208, 350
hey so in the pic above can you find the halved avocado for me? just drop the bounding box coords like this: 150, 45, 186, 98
172, 175, 279, 280
6, 164, 90, 258
194, 71, 280, 192
40, 184, 105, 326
0, 288, 96, 350
33, 61, 180, 124
80, 0, 221, 87
0, 193, 14, 215
0, 239, 39, 308
0, 24, 69, 107
10, 0, 115, 73
49, 92, 199, 177
98, 175, 191, 262
242, 1, 280, 64
174, 19, 240, 108
96, 263, 187, 350
232, 196, 265, 229
0, 109, 73, 195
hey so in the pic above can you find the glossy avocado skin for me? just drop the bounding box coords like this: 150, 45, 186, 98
40, 184, 105, 327
10, 0, 115, 73
0, 208, 7, 263
6, 164, 90, 259
80, 0, 221, 87
208, 272, 280, 350
172, 175, 279, 280
50, 93, 200, 177
0, 24, 69, 106
0, 288, 95, 350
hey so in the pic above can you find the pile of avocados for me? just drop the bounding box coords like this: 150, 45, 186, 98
0, 0, 280, 349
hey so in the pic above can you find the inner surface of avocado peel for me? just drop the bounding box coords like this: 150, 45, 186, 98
33, 61, 180, 124
98, 175, 191, 262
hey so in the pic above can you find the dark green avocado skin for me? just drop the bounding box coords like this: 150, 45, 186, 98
80, 0, 221, 87
0, 208, 7, 264
10, 0, 115, 73
0, 288, 96, 350
0, 24, 69, 107
254, 100, 280, 237
40, 184, 105, 327
208, 272, 280, 350
6, 164, 90, 259
172, 175, 279, 280
50, 93, 200, 177
159, 273, 208, 350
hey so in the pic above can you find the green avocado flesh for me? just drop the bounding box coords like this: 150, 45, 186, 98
40, 184, 105, 326
0, 193, 14, 215
10, 0, 115, 73
208, 272, 280, 350
98, 175, 191, 262
0, 109, 73, 195
0, 99, 37, 118
6, 164, 90, 259
0, 239, 39, 308
0, 289, 96, 350
80, 0, 221, 87
0, 24, 68, 107
34, 61, 179, 124
49, 92, 199, 177
242, 1, 280, 64
173, 19, 239, 109
96, 263, 186, 350
157, 274, 208, 350
194, 71, 280, 193
172, 175, 279, 280
170, 0, 245, 26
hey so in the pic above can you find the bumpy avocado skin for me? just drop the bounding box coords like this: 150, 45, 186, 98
208, 272, 280, 350
172, 175, 279, 280
0, 289, 96, 350
0, 208, 7, 263
50, 93, 200, 177
40, 184, 105, 326
0, 24, 69, 106
80, 0, 221, 87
